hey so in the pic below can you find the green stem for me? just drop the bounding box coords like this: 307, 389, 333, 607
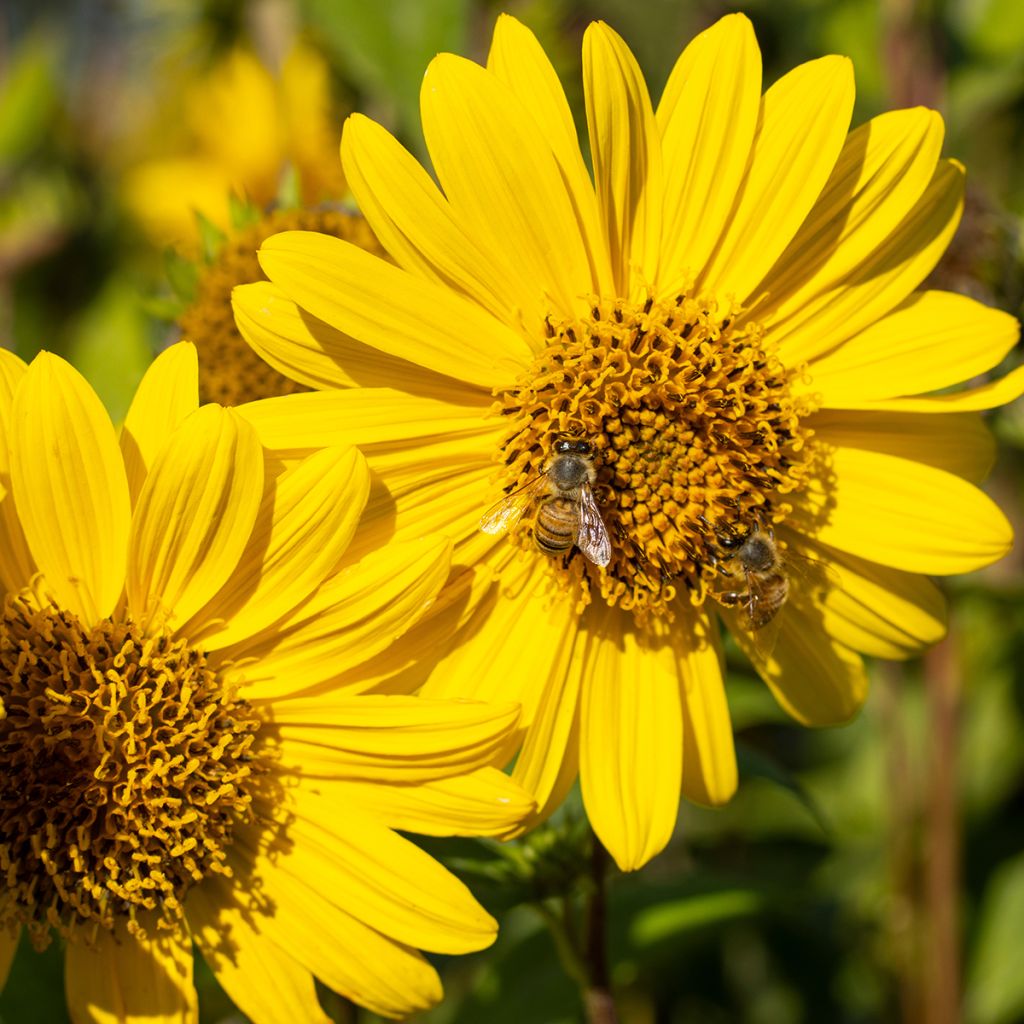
582, 837, 618, 1024
534, 901, 588, 989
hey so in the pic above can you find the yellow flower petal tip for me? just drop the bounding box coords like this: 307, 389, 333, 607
0, 352, 529, 1021
249, 12, 1020, 871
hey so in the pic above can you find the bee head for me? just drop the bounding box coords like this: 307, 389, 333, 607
553, 438, 593, 456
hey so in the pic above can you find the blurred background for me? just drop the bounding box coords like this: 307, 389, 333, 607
1, 0, 1022, 1021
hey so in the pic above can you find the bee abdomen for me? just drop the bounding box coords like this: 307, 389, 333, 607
534, 498, 578, 557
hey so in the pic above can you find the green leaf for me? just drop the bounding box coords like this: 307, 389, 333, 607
630, 889, 763, 948
274, 164, 302, 212
0, 33, 62, 162
305, 0, 470, 155
966, 853, 1024, 1024
164, 248, 200, 306
737, 743, 831, 834
65, 276, 156, 422
229, 192, 263, 231
194, 210, 227, 263
957, 0, 1024, 58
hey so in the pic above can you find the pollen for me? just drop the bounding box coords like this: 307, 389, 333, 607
0, 592, 264, 947
179, 208, 386, 405
494, 291, 817, 620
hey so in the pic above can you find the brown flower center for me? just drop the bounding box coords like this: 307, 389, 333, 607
493, 292, 816, 620
179, 208, 386, 405
0, 593, 264, 946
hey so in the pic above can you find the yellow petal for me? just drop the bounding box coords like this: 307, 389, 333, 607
656, 14, 762, 296
808, 409, 997, 483
677, 607, 737, 807
0, 351, 34, 595
126, 406, 264, 631
266, 694, 519, 783
509, 615, 585, 826
235, 280, 416, 393
792, 445, 1012, 574
119, 342, 199, 506
260, 230, 531, 388
796, 535, 947, 659
750, 108, 944, 318
421, 53, 594, 319
841, 365, 1024, 412
340, 433, 497, 567
768, 159, 965, 363
65, 916, 196, 1024
10, 352, 131, 623
341, 113, 530, 327
413, 557, 584, 799
184, 445, 370, 649
0, 348, 28, 394
220, 537, 451, 697
800, 290, 1020, 406
341, 767, 536, 838
236, 385, 491, 451
583, 21, 663, 296
487, 14, 614, 295
188, 880, 331, 1024
722, 602, 868, 726
264, 793, 497, 954
229, 845, 442, 1018
580, 607, 683, 871
327, 560, 501, 696
699, 56, 855, 303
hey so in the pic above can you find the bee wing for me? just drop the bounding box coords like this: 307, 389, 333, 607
479, 474, 549, 535
744, 574, 784, 659
576, 484, 612, 567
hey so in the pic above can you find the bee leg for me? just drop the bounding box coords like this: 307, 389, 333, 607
717, 589, 747, 606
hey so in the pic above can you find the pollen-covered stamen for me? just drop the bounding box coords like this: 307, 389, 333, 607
493, 292, 816, 619
0, 593, 264, 947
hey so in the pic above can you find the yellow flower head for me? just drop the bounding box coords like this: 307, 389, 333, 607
0, 344, 533, 1020
123, 42, 346, 246
233, 14, 1022, 871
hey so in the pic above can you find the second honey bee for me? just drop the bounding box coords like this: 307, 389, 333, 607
712, 525, 789, 631
480, 438, 612, 567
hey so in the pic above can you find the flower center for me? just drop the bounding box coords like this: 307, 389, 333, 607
0, 593, 264, 946
493, 292, 816, 620
179, 208, 386, 405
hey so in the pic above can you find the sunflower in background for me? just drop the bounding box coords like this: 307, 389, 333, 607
0, 343, 533, 1021
234, 13, 1023, 872
121, 40, 345, 247
176, 207, 387, 404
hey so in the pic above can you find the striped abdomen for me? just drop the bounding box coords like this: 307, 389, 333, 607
534, 496, 579, 557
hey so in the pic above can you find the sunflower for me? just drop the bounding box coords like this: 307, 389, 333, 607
0, 343, 534, 1021
122, 42, 346, 246
232, 14, 1022, 872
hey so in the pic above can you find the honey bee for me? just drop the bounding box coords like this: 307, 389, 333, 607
712, 525, 790, 634
480, 438, 612, 567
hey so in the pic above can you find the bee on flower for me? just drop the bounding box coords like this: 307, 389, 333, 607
233, 13, 1022, 872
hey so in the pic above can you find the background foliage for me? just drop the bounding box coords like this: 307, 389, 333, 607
1, 1, 1022, 1021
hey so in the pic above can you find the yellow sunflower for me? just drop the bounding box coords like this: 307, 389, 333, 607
0, 343, 533, 1020
232, 14, 1022, 872
123, 42, 346, 246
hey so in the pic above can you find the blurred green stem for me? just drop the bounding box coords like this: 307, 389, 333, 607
534, 834, 619, 1023
923, 628, 962, 1024
582, 839, 618, 1024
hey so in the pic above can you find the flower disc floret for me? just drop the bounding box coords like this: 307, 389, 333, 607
0, 592, 263, 946
495, 291, 816, 618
